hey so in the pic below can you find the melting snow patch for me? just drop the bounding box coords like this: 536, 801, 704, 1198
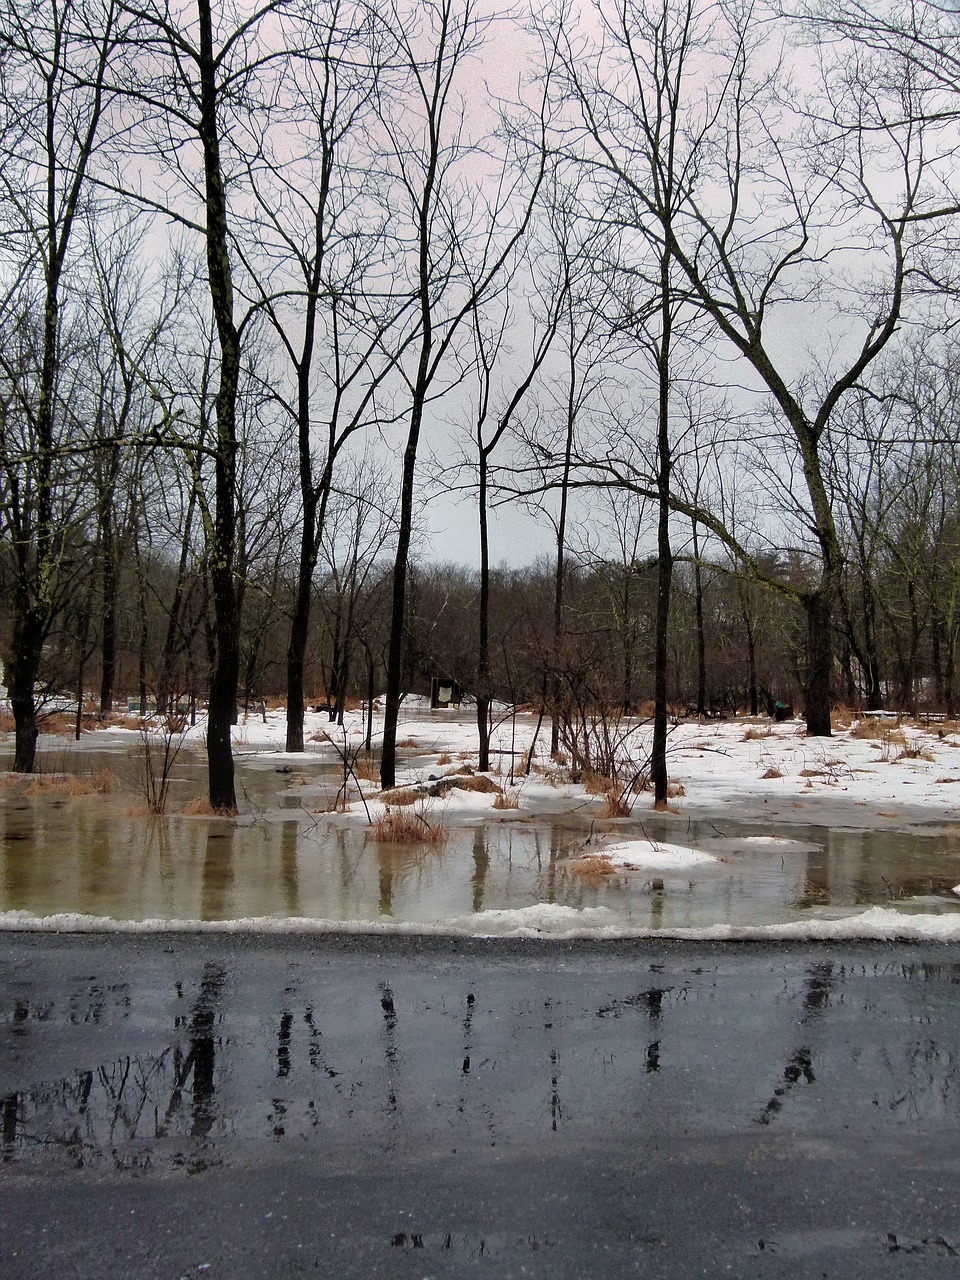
600, 839, 717, 870
448, 904, 622, 937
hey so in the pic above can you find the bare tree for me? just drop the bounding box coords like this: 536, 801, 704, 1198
113, 0, 294, 810
551, 0, 950, 737
0, 0, 126, 770
375, 0, 551, 788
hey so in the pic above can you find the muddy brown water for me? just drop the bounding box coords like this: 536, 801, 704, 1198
2, 732, 960, 929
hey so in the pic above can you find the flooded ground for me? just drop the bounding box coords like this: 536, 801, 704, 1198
2, 725, 960, 932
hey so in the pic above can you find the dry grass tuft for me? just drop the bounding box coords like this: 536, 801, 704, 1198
183, 795, 217, 816
897, 742, 935, 763
761, 766, 784, 779
22, 775, 74, 796
570, 854, 617, 878
65, 775, 96, 796
451, 774, 499, 793
379, 786, 422, 807
373, 806, 445, 845
582, 771, 614, 796
308, 730, 329, 743
436, 752, 453, 766
492, 787, 519, 810
398, 737, 418, 748
0, 712, 15, 733
742, 726, 773, 741
850, 719, 904, 744
351, 755, 380, 782
127, 803, 151, 817
98, 712, 142, 730
597, 790, 631, 818
667, 781, 686, 798
91, 767, 116, 794
651, 800, 680, 813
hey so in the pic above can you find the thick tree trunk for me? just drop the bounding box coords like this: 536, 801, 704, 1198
285, 600, 309, 751
380, 408, 422, 790
8, 621, 42, 774
198, 0, 241, 813
804, 587, 834, 736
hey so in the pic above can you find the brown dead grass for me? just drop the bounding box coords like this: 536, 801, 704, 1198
850, 719, 904, 743
436, 752, 453, 766
351, 756, 380, 782
397, 737, 418, 748
37, 713, 75, 736
379, 787, 422, 807
22, 775, 76, 796
742, 726, 773, 741
373, 806, 445, 845
451, 774, 500, 793
582, 771, 614, 796
762, 766, 784, 779
597, 790, 631, 818
0, 712, 14, 733
183, 796, 217, 816
570, 854, 617, 878
97, 712, 143, 730
667, 781, 686, 798
492, 787, 519, 810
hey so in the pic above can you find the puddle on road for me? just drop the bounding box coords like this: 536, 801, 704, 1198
1, 734, 960, 930
4, 949, 960, 1176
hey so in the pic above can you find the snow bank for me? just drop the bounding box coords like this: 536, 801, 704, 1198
4, 904, 960, 942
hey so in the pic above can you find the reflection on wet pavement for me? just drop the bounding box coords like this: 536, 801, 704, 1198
4, 939, 960, 1178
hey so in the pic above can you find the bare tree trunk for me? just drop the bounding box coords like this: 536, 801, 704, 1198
197, 0, 241, 812
476, 450, 493, 772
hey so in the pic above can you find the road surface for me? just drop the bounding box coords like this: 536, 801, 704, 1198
2, 932, 960, 1277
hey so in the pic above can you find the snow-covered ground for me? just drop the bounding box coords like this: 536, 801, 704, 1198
4, 702, 960, 940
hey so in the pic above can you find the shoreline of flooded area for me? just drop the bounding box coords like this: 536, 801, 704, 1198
2, 720, 960, 937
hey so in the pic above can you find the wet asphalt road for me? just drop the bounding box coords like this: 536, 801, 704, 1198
2, 933, 960, 1278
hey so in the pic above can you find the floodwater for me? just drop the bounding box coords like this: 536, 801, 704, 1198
2, 731, 960, 931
